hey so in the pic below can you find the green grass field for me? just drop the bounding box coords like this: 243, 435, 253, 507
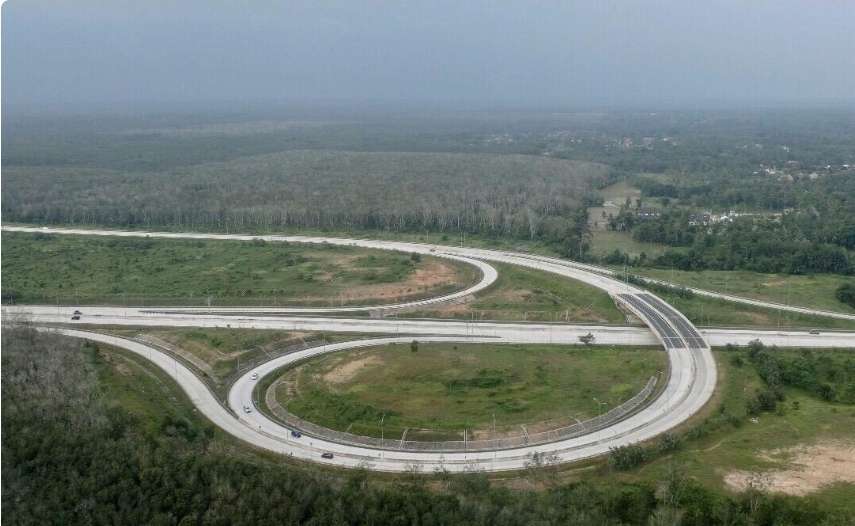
405, 262, 627, 323
1, 231, 476, 306
634, 268, 855, 314
278, 343, 666, 440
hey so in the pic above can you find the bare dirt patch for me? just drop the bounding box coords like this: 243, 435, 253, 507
297, 257, 469, 305
345, 259, 463, 301
724, 441, 855, 496
322, 355, 385, 385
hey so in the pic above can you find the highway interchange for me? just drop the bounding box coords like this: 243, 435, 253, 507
4, 225, 855, 472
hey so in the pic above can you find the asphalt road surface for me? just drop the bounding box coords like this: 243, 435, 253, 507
8, 305, 853, 348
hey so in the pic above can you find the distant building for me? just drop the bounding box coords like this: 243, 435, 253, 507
636, 208, 660, 220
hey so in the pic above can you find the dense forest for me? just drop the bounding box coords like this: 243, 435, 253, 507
3, 326, 851, 526
2, 150, 607, 240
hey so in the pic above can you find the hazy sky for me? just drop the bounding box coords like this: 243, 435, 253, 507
3, 0, 854, 112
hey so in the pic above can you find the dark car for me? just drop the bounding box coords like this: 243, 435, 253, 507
71, 314, 81, 320
321, 452, 334, 459
290, 430, 302, 438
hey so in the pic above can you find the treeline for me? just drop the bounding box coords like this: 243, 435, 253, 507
606, 207, 853, 274
3, 326, 851, 525
1, 151, 608, 243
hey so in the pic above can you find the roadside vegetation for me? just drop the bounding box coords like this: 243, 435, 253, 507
3, 326, 853, 524
278, 343, 665, 440
599, 343, 855, 515
630, 268, 855, 314
105, 328, 311, 399
1, 231, 476, 306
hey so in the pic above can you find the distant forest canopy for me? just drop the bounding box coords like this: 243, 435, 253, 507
1, 151, 608, 240
2, 108, 853, 273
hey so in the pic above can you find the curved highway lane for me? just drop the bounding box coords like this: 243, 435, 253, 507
6, 225, 852, 320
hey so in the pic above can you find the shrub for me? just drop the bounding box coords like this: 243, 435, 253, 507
609, 444, 648, 470
835, 282, 855, 308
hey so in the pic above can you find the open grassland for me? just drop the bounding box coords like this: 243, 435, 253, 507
610, 348, 855, 513
590, 230, 669, 259
1, 231, 476, 306
277, 343, 665, 441
634, 268, 855, 314
652, 289, 855, 330
405, 262, 626, 323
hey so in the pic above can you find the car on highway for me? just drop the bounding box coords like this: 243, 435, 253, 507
251, 372, 259, 380
71, 314, 81, 320
290, 430, 302, 438
243, 405, 252, 414
321, 452, 334, 459
809, 329, 821, 335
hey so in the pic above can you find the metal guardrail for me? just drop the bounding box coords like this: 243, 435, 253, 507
266, 375, 658, 452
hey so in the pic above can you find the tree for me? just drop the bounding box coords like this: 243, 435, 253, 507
410, 340, 419, 353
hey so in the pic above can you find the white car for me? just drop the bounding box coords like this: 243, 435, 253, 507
251, 372, 259, 380
243, 405, 252, 414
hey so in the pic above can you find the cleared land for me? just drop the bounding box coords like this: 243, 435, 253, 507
277, 343, 666, 441
405, 262, 627, 323
1, 231, 476, 306
634, 268, 855, 314
615, 348, 855, 512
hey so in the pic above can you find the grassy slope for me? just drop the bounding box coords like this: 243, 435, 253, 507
634, 268, 855, 314
279, 343, 665, 440
94, 344, 207, 437
1, 231, 476, 306
406, 262, 626, 323
613, 349, 855, 513
590, 230, 669, 259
